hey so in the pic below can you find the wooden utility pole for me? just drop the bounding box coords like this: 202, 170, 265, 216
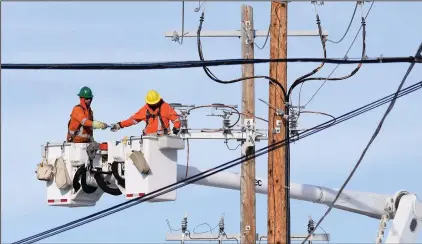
240, 4, 256, 244
268, 1, 288, 244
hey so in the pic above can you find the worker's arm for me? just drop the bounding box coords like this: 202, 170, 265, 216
119, 106, 147, 128
71, 107, 108, 129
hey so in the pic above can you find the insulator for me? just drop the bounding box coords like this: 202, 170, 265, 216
307, 219, 315, 234
181, 217, 188, 233
219, 217, 225, 233
223, 119, 230, 128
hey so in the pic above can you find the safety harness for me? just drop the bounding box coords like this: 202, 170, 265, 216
67, 104, 93, 142
144, 102, 169, 135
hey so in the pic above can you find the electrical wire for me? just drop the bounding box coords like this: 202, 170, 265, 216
196, 10, 288, 99
224, 140, 241, 151
254, 24, 270, 50
239, 112, 269, 123
2, 56, 419, 71
294, 110, 337, 131
301, 42, 422, 244
14, 80, 422, 244
290, 6, 367, 99
295, 2, 329, 120
326, 2, 358, 44
301, 2, 375, 109
293, 1, 371, 112
187, 104, 241, 128
166, 219, 181, 232
295, 2, 327, 85
192, 222, 219, 234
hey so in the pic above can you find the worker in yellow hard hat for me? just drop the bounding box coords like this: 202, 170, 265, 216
110, 90, 181, 135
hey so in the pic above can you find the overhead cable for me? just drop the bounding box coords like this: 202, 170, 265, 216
289, 8, 367, 98
196, 10, 288, 98
301, 1, 374, 108
12, 80, 422, 244
326, 1, 359, 44
2, 56, 419, 71
301, 42, 422, 244
294, 1, 329, 132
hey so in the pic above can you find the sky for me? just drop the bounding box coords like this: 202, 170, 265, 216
2, 1, 422, 243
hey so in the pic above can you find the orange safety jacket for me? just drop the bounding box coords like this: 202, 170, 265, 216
120, 100, 181, 135
67, 98, 94, 143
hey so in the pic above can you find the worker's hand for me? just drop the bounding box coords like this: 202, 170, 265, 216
92, 120, 108, 130
172, 127, 180, 135
110, 123, 121, 132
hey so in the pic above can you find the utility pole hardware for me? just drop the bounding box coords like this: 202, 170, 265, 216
165, 214, 330, 243
268, 1, 288, 244
240, 4, 256, 244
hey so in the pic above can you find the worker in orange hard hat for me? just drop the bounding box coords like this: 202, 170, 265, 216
67, 86, 108, 143
110, 90, 181, 135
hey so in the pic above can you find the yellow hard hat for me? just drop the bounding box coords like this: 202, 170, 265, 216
145, 90, 161, 105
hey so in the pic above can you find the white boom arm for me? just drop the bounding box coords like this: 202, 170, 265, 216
177, 164, 388, 219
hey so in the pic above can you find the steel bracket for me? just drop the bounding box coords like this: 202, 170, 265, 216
242, 119, 256, 154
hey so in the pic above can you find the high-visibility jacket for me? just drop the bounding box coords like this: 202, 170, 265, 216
67, 98, 94, 143
120, 100, 181, 135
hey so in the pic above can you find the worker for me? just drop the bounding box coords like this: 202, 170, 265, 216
66, 86, 108, 143
110, 90, 181, 135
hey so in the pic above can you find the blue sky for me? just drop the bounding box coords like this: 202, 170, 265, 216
2, 1, 422, 243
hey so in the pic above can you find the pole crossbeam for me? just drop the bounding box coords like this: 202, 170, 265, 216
165, 29, 328, 38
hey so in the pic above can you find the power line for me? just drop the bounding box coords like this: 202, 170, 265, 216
301, 1, 375, 108
1, 56, 419, 71
301, 41, 422, 244
13, 80, 422, 244
295, 1, 329, 123
326, 1, 359, 44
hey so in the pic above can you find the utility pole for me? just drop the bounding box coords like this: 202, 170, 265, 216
268, 1, 288, 244
240, 4, 256, 244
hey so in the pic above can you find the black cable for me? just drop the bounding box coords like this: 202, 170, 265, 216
295, 3, 327, 84
326, 2, 358, 44
2, 56, 419, 71
13, 80, 422, 244
289, 15, 367, 97
301, 42, 422, 244
254, 24, 270, 50
300, 1, 375, 108
196, 11, 288, 99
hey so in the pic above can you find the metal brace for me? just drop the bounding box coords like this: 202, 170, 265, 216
242, 118, 256, 154
60, 141, 66, 157
376, 197, 394, 243
243, 21, 253, 45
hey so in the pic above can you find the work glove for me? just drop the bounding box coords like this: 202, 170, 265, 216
110, 123, 121, 132
172, 127, 180, 135
92, 120, 108, 130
